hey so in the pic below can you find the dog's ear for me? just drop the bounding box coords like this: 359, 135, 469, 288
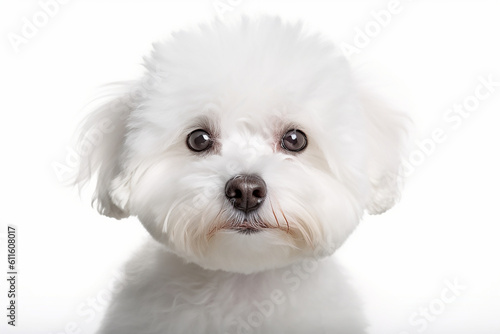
361, 92, 411, 215
73, 84, 134, 219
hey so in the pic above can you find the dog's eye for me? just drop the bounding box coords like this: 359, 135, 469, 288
187, 129, 213, 152
281, 129, 307, 152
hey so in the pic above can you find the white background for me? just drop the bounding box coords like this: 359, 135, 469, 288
1, 1, 499, 333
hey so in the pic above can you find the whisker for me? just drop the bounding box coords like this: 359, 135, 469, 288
269, 199, 281, 228
278, 204, 290, 234
207, 206, 226, 240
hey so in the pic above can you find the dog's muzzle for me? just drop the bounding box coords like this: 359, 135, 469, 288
225, 175, 267, 213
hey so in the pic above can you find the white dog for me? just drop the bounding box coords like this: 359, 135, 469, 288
75, 16, 409, 334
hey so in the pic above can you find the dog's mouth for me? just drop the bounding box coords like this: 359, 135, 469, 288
218, 216, 272, 235
231, 220, 265, 234
208, 208, 291, 237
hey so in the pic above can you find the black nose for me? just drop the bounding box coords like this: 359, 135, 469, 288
225, 175, 267, 213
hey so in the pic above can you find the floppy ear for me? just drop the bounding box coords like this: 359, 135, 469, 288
73, 84, 134, 219
361, 92, 411, 215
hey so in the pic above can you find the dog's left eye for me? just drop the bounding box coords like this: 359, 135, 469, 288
281, 129, 307, 152
187, 129, 213, 152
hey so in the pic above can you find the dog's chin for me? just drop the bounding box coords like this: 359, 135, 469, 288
182, 228, 311, 274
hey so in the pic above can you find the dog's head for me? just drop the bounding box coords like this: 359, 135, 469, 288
75, 17, 409, 273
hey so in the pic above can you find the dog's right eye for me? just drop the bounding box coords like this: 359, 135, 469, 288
187, 129, 213, 152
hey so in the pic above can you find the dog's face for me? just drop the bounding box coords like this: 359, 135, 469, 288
76, 17, 408, 273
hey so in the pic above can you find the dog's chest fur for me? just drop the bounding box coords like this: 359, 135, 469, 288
97, 241, 366, 334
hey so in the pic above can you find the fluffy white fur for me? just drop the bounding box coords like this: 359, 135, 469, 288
75, 16, 409, 334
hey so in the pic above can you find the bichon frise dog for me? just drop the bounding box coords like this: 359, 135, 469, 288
75, 16, 409, 334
